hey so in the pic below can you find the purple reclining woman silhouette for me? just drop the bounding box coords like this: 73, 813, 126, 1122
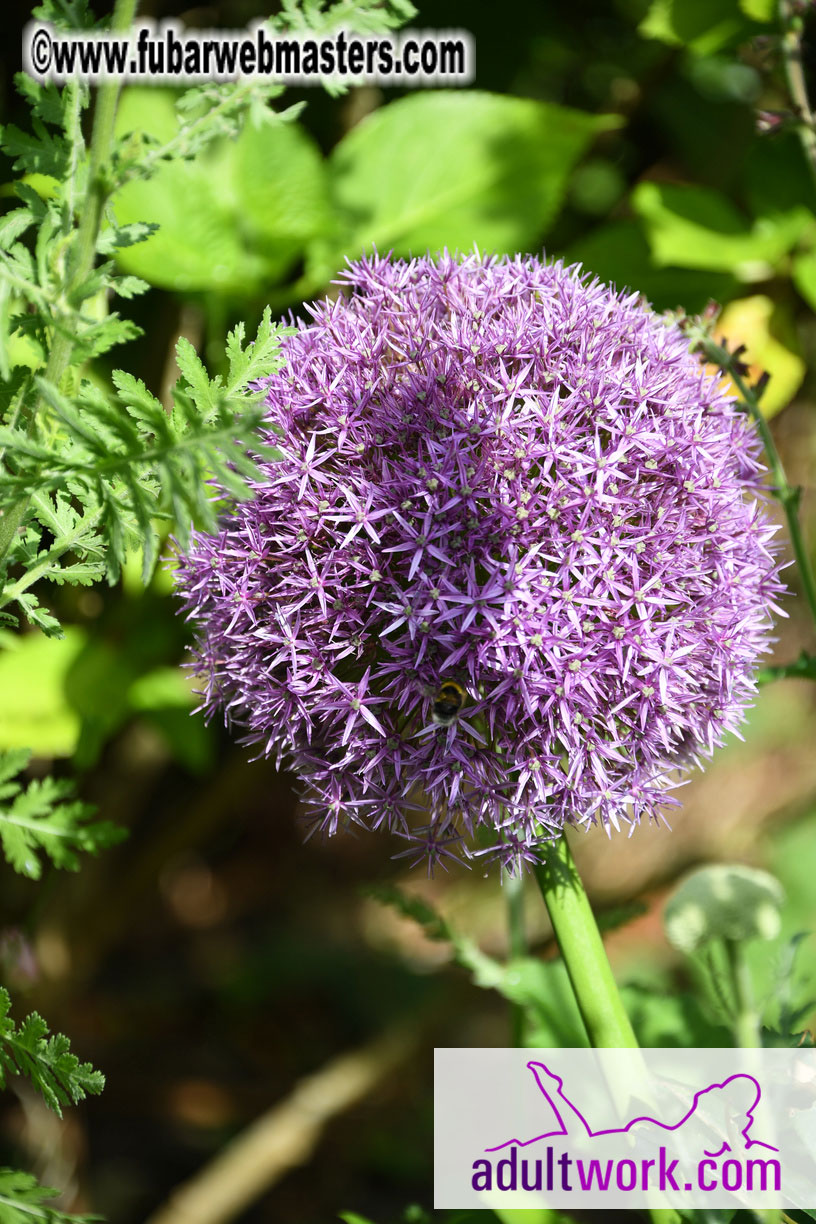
487, 1061, 779, 1159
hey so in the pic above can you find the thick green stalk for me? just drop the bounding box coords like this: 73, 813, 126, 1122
533, 834, 680, 1224
533, 832, 638, 1049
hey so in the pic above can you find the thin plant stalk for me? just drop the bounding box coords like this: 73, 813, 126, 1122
780, 0, 816, 194
724, 939, 762, 1050
699, 338, 816, 633
722, 943, 781, 1224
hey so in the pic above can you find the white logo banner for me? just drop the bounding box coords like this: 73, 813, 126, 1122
434, 1047, 816, 1210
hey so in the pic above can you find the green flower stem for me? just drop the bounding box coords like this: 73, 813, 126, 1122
503, 867, 527, 1047
534, 834, 680, 1224
533, 832, 638, 1049
0, 0, 139, 571
43, 0, 138, 390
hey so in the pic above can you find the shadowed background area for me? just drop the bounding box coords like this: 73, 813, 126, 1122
1, 0, 816, 1220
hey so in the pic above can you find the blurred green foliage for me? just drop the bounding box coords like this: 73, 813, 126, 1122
2, 0, 816, 1220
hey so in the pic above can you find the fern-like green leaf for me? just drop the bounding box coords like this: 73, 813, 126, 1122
0, 988, 104, 1116
2, 120, 68, 178
224, 307, 289, 399
0, 312, 285, 595
0, 750, 125, 880
174, 338, 216, 418
0, 1167, 100, 1224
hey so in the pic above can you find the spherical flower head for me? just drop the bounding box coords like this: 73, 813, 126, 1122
174, 252, 785, 872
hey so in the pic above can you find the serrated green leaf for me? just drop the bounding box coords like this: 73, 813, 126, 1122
14, 74, 66, 126
110, 274, 149, 299
71, 314, 143, 361
0, 987, 105, 1115
0, 748, 31, 787
0, 744, 124, 879
225, 307, 289, 394
279, 0, 416, 34
15, 595, 63, 638
0, 323, 280, 586
96, 220, 157, 253
18, 491, 107, 591
111, 369, 166, 428
175, 337, 217, 416
0, 208, 36, 247
0, 1166, 100, 1224
2, 120, 68, 178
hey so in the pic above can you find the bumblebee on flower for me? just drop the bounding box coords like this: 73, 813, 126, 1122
431, 680, 466, 727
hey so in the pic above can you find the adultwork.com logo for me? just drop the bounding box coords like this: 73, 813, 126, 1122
433, 1048, 816, 1210
474, 1060, 781, 1197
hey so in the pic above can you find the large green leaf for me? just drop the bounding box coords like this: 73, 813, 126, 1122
793, 249, 816, 312
0, 628, 86, 756
565, 218, 738, 312
113, 145, 269, 294
639, 0, 765, 54
314, 91, 619, 271
112, 89, 331, 293
632, 181, 812, 278
233, 113, 333, 273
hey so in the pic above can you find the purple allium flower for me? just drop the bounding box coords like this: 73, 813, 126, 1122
174, 252, 785, 872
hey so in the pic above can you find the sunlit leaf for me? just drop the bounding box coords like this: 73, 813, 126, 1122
639, 0, 762, 54
0, 628, 85, 756
566, 218, 738, 312
314, 91, 620, 274
633, 181, 811, 279
112, 88, 332, 292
